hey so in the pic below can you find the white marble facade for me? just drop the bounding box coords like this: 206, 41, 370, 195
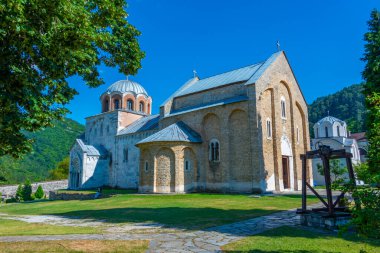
68, 80, 158, 189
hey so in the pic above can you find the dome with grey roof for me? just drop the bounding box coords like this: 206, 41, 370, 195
105, 80, 148, 96
316, 116, 346, 125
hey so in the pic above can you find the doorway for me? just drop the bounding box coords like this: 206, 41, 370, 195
282, 156, 290, 189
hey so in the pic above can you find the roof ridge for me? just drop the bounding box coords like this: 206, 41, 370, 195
198, 62, 263, 81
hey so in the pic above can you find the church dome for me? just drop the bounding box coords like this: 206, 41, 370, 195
105, 80, 148, 96
316, 116, 345, 125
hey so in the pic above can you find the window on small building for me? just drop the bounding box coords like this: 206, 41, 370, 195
114, 99, 120, 110
337, 126, 340, 137
127, 99, 134, 110
123, 148, 128, 162
209, 139, 220, 162
266, 118, 272, 139
144, 161, 149, 172
325, 126, 329, 137
105, 100, 109, 112
316, 128, 319, 138
139, 102, 144, 112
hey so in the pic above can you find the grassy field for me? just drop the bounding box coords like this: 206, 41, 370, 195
0, 219, 101, 236
0, 240, 149, 253
222, 226, 380, 253
0, 193, 315, 230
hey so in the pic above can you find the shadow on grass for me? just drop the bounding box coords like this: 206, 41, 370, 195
38, 206, 278, 231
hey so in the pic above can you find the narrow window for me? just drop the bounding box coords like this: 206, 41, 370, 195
209, 139, 220, 162
325, 126, 329, 137
105, 100, 109, 112
139, 102, 144, 112
124, 148, 128, 162
100, 123, 103, 136
316, 128, 319, 138
185, 160, 190, 171
127, 100, 134, 110
296, 126, 299, 144
266, 119, 272, 139
281, 97, 286, 119
144, 161, 149, 172
337, 126, 340, 137
114, 99, 120, 110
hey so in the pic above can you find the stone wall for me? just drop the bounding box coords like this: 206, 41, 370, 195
0, 180, 68, 198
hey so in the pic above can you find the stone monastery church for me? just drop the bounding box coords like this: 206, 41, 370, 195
69, 51, 312, 193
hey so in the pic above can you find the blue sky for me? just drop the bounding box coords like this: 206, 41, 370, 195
66, 0, 380, 124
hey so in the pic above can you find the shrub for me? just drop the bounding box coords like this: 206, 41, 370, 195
34, 185, 44, 199
15, 184, 23, 201
339, 183, 380, 239
22, 179, 33, 201
5, 197, 17, 204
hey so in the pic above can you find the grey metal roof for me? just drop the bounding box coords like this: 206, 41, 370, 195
174, 63, 263, 97
104, 80, 148, 96
169, 51, 284, 98
117, 114, 160, 136
137, 121, 202, 145
166, 95, 248, 117
76, 139, 107, 156
316, 116, 346, 125
245, 51, 282, 85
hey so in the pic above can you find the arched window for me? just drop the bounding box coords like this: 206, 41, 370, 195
139, 101, 144, 112
316, 128, 319, 138
266, 118, 272, 139
337, 126, 340, 137
209, 139, 220, 162
127, 99, 134, 110
144, 161, 149, 172
114, 99, 120, 110
104, 99, 109, 112
325, 126, 329, 137
296, 126, 300, 144
185, 160, 190, 171
280, 96, 286, 119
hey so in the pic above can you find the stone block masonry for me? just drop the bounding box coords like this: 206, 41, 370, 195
0, 180, 68, 198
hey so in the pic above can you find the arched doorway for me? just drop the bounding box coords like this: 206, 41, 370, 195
281, 136, 294, 190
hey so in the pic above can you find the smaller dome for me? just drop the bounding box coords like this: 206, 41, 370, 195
105, 80, 148, 96
316, 116, 345, 125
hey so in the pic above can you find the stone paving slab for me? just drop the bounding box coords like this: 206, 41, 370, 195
0, 204, 325, 252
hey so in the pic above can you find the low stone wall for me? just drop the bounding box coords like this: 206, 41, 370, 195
49, 191, 96, 200
0, 180, 68, 198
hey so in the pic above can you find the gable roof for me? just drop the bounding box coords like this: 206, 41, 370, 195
170, 51, 283, 99
75, 139, 107, 156
136, 121, 202, 145
117, 114, 159, 136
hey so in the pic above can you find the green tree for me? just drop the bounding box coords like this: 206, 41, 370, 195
362, 9, 380, 182
34, 185, 44, 199
0, 0, 144, 158
15, 184, 23, 201
48, 157, 70, 180
316, 159, 347, 183
22, 179, 33, 201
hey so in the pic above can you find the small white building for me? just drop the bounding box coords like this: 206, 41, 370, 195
311, 116, 366, 186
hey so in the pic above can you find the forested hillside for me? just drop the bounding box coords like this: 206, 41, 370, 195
308, 84, 367, 137
0, 118, 84, 185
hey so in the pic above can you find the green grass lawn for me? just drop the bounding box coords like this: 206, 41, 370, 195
222, 226, 380, 253
0, 193, 315, 230
0, 240, 149, 253
0, 219, 101, 236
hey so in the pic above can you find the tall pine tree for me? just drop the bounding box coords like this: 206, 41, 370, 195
362, 9, 380, 181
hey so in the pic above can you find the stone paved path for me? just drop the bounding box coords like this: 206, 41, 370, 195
0, 206, 323, 253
